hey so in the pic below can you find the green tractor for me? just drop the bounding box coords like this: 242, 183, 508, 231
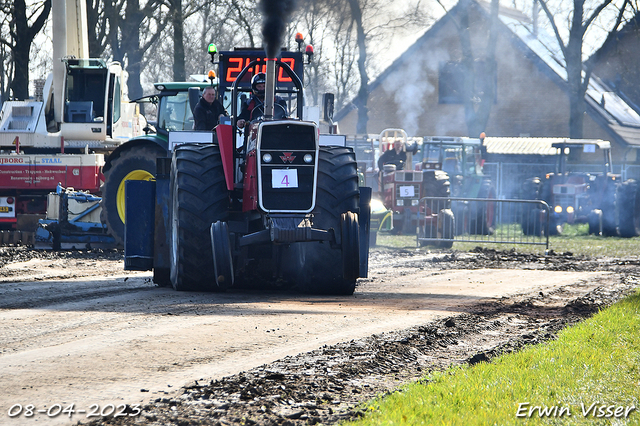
421, 136, 496, 235
100, 81, 214, 245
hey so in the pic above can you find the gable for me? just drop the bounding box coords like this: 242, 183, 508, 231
335, 0, 640, 155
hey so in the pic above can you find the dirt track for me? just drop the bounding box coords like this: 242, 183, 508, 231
0, 246, 638, 426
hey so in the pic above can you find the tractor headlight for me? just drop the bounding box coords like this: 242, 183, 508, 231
554, 205, 562, 214
396, 200, 404, 207
262, 153, 272, 163
411, 199, 419, 206
304, 154, 313, 163
566, 206, 574, 214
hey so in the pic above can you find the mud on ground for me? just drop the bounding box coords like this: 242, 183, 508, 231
73, 247, 636, 426
1, 246, 637, 426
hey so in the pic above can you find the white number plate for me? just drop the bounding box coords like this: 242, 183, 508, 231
399, 185, 415, 197
272, 169, 298, 188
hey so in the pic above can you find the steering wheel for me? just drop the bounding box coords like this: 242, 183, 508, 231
250, 103, 288, 121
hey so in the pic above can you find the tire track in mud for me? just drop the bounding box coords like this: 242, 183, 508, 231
0, 247, 638, 426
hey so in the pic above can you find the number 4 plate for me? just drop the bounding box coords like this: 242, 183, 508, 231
272, 169, 298, 188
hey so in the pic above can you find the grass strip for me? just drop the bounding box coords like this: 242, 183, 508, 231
375, 224, 640, 258
344, 290, 640, 425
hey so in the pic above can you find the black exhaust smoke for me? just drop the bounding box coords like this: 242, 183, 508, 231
260, 0, 297, 119
260, 0, 297, 58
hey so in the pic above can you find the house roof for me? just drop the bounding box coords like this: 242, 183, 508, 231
588, 11, 640, 65
498, 6, 640, 132
335, 0, 640, 148
483, 137, 562, 156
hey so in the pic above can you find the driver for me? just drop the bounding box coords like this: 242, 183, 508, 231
237, 73, 287, 128
377, 139, 407, 171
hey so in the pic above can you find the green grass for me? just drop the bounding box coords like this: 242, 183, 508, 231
373, 224, 640, 258
344, 290, 640, 426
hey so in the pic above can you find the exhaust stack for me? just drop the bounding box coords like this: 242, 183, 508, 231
264, 59, 276, 119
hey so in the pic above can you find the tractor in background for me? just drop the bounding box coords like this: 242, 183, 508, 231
520, 139, 640, 237
377, 129, 454, 246
420, 136, 496, 236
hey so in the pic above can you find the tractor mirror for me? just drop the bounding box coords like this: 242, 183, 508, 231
188, 87, 202, 114
323, 93, 335, 122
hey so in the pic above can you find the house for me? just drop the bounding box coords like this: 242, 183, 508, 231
334, 0, 640, 168
589, 12, 640, 113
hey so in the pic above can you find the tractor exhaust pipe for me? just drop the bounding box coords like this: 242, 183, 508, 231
264, 58, 276, 120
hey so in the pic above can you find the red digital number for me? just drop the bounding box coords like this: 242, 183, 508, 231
226, 56, 296, 83
226, 58, 244, 82
278, 58, 295, 82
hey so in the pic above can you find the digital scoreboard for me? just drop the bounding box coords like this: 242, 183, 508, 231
218, 50, 304, 91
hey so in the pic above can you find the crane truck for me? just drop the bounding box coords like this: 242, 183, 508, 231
0, 0, 144, 237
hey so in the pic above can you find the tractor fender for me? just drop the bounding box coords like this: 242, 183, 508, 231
103, 136, 168, 173
216, 124, 235, 191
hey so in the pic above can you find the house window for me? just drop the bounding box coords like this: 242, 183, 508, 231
438, 60, 497, 104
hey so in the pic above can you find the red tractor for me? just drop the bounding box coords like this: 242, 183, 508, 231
123, 49, 371, 295
520, 139, 640, 237
377, 129, 454, 246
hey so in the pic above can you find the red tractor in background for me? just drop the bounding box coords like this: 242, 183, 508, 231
520, 139, 640, 237
377, 129, 454, 246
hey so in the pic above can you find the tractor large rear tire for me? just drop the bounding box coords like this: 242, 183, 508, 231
470, 180, 496, 235
282, 146, 359, 295
601, 181, 619, 236
101, 146, 165, 246
520, 177, 542, 236
617, 179, 640, 238
170, 144, 229, 291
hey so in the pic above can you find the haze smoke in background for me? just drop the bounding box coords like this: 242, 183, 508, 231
260, 0, 297, 58
383, 48, 449, 137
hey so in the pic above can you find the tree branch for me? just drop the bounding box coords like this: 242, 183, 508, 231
536, 0, 568, 57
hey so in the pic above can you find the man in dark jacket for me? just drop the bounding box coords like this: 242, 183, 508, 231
378, 139, 407, 171
193, 86, 228, 130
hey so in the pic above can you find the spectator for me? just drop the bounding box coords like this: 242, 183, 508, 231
193, 86, 228, 130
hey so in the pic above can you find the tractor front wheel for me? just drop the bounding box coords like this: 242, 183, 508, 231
170, 144, 229, 291
282, 146, 359, 295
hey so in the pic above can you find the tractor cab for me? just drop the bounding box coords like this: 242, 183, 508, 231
419, 136, 486, 197
131, 81, 215, 136
418, 136, 495, 236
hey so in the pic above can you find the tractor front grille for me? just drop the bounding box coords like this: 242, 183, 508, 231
395, 183, 421, 207
257, 121, 318, 213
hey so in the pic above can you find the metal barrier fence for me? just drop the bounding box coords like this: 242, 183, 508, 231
416, 197, 550, 251
483, 162, 640, 200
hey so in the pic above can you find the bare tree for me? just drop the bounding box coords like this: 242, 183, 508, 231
292, 0, 335, 106
536, 0, 631, 138
0, 3, 13, 102
0, 0, 50, 100
326, 0, 428, 133
168, 0, 186, 81
104, 0, 170, 100
437, 0, 500, 138
345, 0, 369, 133
85, 0, 108, 57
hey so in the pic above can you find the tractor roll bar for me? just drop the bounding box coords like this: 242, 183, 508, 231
230, 59, 304, 149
